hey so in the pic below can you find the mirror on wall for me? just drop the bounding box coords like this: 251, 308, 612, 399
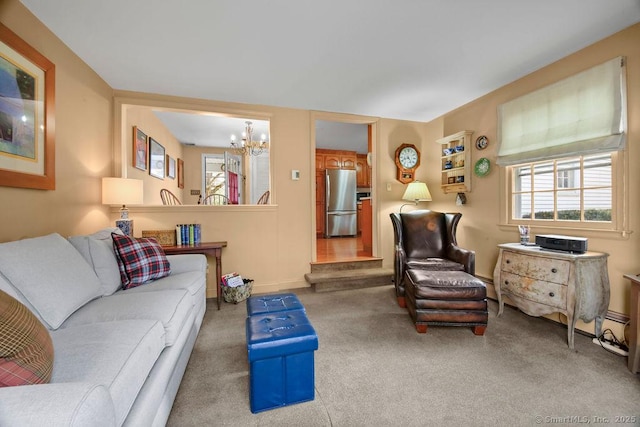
123, 105, 270, 205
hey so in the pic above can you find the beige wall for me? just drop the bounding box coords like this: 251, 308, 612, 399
1, 0, 638, 334
422, 24, 640, 336
125, 106, 184, 204
0, 1, 113, 241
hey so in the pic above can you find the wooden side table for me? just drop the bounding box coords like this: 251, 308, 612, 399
163, 242, 227, 310
623, 274, 640, 373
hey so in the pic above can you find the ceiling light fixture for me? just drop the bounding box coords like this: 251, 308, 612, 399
230, 121, 268, 156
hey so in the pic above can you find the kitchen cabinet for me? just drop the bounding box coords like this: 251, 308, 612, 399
316, 170, 325, 235
356, 154, 371, 187
357, 202, 362, 235
437, 130, 473, 194
317, 149, 356, 170
493, 243, 610, 349
361, 198, 372, 255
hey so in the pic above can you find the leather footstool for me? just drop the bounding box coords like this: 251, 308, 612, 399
403, 269, 488, 335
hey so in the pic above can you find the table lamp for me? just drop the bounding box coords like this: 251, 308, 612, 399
102, 177, 144, 235
400, 181, 432, 213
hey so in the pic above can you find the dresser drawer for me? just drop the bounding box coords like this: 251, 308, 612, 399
501, 251, 571, 284
500, 271, 567, 310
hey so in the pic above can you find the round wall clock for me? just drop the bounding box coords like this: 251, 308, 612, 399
394, 143, 420, 184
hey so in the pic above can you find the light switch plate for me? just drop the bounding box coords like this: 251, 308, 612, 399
291, 170, 300, 180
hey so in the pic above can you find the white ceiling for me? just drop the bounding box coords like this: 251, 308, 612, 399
19, 0, 640, 149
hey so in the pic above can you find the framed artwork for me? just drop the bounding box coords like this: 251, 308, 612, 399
149, 137, 165, 179
177, 158, 184, 189
166, 155, 176, 179
133, 126, 148, 170
0, 23, 55, 190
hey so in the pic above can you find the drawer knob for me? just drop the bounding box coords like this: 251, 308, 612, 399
549, 292, 555, 297
504, 280, 509, 285
551, 268, 558, 273
506, 260, 511, 264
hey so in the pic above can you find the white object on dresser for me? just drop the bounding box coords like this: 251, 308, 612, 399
493, 243, 610, 349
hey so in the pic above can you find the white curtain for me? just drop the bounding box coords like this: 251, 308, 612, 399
496, 56, 626, 166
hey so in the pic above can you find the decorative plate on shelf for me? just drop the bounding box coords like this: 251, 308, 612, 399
474, 158, 490, 177
475, 135, 489, 150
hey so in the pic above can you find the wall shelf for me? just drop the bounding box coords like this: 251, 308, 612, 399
437, 130, 473, 194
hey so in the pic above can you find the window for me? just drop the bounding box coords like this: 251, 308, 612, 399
498, 57, 627, 233
512, 153, 612, 223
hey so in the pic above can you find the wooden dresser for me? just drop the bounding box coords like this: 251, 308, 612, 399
623, 274, 640, 373
493, 243, 610, 349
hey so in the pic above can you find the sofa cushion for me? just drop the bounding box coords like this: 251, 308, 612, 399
123, 270, 205, 299
0, 289, 54, 387
111, 234, 171, 289
68, 228, 124, 296
0, 233, 103, 330
0, 382, 116, 427
50, 320, 166, 426
62, 289, 192, 346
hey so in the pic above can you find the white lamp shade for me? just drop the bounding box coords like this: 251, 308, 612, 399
402, 181, 432, 202
102, 178, 144, 205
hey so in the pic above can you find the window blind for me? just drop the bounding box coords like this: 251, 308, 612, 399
496, 56, 626, 166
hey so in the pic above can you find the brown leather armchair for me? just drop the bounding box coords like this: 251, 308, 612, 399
390, 210, 475, 308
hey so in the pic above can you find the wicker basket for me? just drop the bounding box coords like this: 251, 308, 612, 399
223, 281, 253, 304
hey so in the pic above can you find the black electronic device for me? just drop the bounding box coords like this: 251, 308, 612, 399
535, 234, 588, 254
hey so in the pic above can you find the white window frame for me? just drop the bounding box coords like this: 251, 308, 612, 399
501, 150, 627, 235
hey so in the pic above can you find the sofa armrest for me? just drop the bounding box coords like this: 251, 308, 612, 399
0, 383, 116, 427
167, 254, 207, 275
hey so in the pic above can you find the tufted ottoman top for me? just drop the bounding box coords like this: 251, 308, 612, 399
405, 270, 486, 300
246, 311, 318, 361
246, 293, 305, 316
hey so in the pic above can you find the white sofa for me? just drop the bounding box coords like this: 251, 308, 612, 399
0, 230, 207, 426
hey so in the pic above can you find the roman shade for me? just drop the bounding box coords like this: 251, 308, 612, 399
496, 56, 626, 166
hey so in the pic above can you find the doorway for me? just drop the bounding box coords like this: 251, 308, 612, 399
314, 118, 376, 263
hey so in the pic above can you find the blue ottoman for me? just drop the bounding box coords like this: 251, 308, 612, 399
246, 310, 318, 413
246, 293, 305, 317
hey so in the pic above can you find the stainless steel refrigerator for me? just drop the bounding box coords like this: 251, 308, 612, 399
325, 169, 357, 237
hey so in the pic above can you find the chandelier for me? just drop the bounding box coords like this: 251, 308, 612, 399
230, 121, 268, 156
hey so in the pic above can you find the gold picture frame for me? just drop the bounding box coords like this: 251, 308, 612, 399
0, 23, 55, 190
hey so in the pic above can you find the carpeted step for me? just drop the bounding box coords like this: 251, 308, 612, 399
309, 258, 383, 273
304, 267, 393, 292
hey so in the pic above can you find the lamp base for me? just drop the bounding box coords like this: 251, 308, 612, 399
115, 219, 134, 236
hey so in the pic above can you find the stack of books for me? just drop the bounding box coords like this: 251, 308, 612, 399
175, 224, 201, 246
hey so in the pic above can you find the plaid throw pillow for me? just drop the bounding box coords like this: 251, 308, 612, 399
0, 289, 54, 387
111, 233, 171, 289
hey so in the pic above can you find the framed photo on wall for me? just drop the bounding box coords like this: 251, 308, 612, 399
0, 23, 56, 190
177, 158, 184, 189
133, 126, 148, 170
149, 137, 165, 179
166, 155, 176, 179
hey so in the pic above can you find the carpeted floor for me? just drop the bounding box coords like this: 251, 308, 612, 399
167, 286, 639, 427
